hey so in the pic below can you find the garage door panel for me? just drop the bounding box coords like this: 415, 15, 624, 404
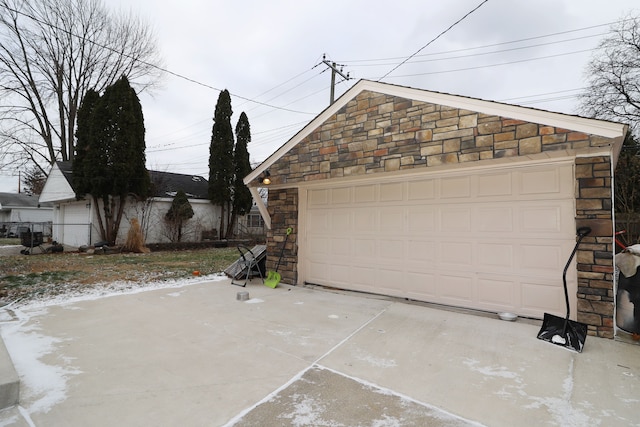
331, 211, 351, 232
478, 243, 513, 269
354, 185, 375, 203
331, 238, 350, 256
353, 209, 375, 233
477, 207, 514, 232
477, 277, 515, 308
478, 173, 512, 197
378, 239, 404, 260
521, 281, 565, 316
307, 237, 329, 256
61, 203, 91, 247
374, 268, 404, 292
308, 261, 330, 282
441, 176, 471, 198
330, 264, 351, 284
518, 164, 574, 198
350, 266, 376, 288
380, 182, 403, 202
307, 210, 329, 233
408, 180, 435, 200
378, 208, 404, 233
308, 189, 329, 206
520, 243, 565, 272
441, 208, 472, 232
303, 161, 576, 318
353, 185, 376, 203
331, 187, 351, 204
519, 168, 562, 195
407, 207, 436, 233
405, 271, 438, 297
406, 239, 435, 262
439, 274, 474, 303
521, 206, 563, 233
440, 241, 473, 266
353, 238, 376, 258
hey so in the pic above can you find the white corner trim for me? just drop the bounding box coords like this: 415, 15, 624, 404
249, 186, 271, 230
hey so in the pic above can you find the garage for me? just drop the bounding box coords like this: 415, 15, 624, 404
301, 161, 576, 318
246, 80, 627, 338
60, 202, 91, 248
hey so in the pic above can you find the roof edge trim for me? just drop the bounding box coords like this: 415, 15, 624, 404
244, 79, 627, 184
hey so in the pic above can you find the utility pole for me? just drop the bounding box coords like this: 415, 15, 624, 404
322, 54, 350, 105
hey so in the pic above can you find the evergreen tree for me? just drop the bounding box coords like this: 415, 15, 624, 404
208, 89, 234, 239
73, 89, 100, 197
165, 189, 194, 242
226, 111, 254, 237
21, 165, 46, 195
74, 76, 150, 245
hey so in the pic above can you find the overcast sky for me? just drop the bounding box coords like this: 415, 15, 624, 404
1, 0, 639, 193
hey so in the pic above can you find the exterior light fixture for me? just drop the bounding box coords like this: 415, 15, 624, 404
260, 170, 271, 185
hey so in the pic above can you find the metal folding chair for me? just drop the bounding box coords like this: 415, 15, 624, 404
231, 245, 264, 287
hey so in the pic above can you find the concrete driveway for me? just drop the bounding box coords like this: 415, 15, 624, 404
0, 278, 638, 426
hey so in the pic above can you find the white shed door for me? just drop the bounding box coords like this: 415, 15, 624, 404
61, 203, 91, 248
303, 162, 577, 319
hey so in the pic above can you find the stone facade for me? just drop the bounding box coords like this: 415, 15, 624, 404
269, 91, 612, 185
266, 188, 298, 285
266, 90, 619, 338
576, 157, 615, 338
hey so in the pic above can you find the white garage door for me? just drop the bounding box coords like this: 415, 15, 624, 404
61, 203, 91, 248
303, 162, 577, 319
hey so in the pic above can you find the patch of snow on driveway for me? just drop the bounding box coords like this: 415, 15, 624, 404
0, 274, 228, 415
462, 358, 520, 380
0, 308, 80, 414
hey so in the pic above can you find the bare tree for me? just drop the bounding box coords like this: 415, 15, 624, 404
0, 0, 163, 174
579, 14, 640, 136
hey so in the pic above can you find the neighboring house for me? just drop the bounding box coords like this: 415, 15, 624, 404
39, 162, 220, 247
234, 197, 267, 238
0, 192, 53, 237
245, 80, 627, 339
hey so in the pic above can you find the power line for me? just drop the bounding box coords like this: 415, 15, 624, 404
499, 88, 585, 102
237, 63, 321, 108
0, 2, 316, 116
344, 33, 607, 68
0, 2, 334, 157
341, 21, 620, 64
146, 63, 327, 150
378, 0, 490, 80
245, 68, 327, 113
372, 48, 593, 79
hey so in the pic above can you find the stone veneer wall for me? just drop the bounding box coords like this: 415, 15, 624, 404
576, 156, 615, 338
265, 188, 298, 285
269, 91, 614, 183
266, 90, 617, 337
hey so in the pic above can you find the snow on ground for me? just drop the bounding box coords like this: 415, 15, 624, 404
0, 273, 228, 418
5, 273, 228, 311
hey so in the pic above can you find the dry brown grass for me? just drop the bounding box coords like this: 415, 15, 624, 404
0, 247, 239, 304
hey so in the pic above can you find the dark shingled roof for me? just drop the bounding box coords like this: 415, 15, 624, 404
56, 161, 209, 200
0, 192, 53, 208
148, 170, 209, 199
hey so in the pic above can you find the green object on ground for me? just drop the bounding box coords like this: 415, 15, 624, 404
265, 227, 292, 288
